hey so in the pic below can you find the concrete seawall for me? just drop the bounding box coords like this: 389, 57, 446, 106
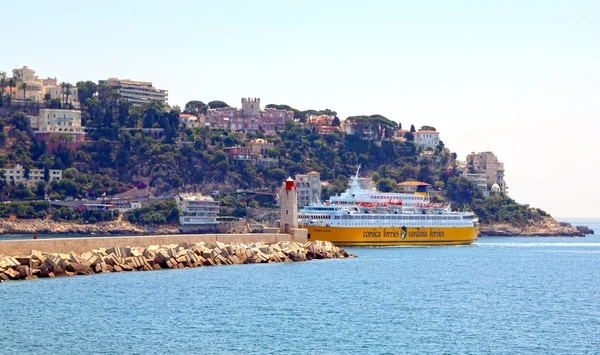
0, 229, 308, 256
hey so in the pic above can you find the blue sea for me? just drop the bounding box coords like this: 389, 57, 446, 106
1, 219, 599, 354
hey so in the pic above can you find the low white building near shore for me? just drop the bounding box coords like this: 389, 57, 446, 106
0, 164, 62, 187
176, 193, 220, 227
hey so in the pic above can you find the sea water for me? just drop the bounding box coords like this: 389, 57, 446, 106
0, 220, 599, 354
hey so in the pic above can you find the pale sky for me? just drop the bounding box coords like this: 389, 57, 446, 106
2, 0, 599, 218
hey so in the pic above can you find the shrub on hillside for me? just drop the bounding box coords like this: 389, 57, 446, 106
126, 200, 180, 225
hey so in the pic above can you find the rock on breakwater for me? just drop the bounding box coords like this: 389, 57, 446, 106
0, 240, 355, 282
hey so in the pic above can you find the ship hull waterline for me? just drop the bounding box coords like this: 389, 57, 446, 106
303, 225, 479, 246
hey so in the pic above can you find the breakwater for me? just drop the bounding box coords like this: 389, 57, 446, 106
0, 240, 354, 282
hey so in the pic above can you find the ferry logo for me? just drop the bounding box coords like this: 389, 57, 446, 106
401, 226, 407, 239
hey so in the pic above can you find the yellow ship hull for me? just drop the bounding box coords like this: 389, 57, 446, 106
304, 225, 479, 246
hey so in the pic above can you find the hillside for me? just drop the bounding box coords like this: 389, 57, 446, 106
0, 89, 586, 234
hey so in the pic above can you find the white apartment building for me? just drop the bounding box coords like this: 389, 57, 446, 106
100, 78, 168, 107
35, 109, 82, 130
1, 164, 62, 186
32, 109, 86, 142
295, 171, 321, 207
177, 193, 220, 226
466, 151, 507, 193
414, 130, 440, 149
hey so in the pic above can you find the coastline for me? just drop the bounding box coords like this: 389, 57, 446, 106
0, 219, 178, 236
479, 217, 588, 237
1, 216, 593, 238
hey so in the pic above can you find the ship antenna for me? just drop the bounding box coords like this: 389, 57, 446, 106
355, 164, 361, 179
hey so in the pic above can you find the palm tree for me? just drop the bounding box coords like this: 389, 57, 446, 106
60, 82, 67, 104
65, 83, 72, 105
0, 72, 6, 96
8, 78, 15, 97
19, 82, 27, 101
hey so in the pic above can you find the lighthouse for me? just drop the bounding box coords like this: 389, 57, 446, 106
279, 177, 298, 234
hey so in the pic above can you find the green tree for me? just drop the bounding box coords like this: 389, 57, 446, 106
48, 178, 82, 198
35, 181, 46, 199
410, 124, 416, 132
269, 168, 286, 180
377, 178, 397, 192
184, 100, 206, 115
208, 100, 230, 109
216, 161, 229, 174
62, 167, 79, 180
14, 183, 34, 199
332, 116, 341, 127
76, 81, 98, 103
64, 82, 72, 105
47, 98, 62, 109
265, 147, 281, 158
19, 82, 27, 100
0, 76, 6, 96
445, 177, 483, 206
141, 101, 163, 128
126, 200, 180, 224
8, 78, 15, 97
60, 82, 67, 104
211, 150, 228, 164
345, 114, 397, 140
417, 166, 433, 184
11, 112, 29, 131
0, 171, 5, 198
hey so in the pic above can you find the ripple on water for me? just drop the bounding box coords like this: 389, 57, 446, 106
1, 236, 600, 354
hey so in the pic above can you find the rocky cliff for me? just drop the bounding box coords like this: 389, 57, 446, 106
479, 217, 586, 237
0, 219, 178, 236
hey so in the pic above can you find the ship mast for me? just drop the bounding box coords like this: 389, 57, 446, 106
349, 164, 361, 190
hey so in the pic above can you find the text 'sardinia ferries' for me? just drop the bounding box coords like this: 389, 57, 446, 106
298, 167, 479, 246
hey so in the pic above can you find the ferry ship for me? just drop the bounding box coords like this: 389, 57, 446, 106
298, 168, 479, 246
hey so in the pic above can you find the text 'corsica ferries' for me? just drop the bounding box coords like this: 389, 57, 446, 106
298, 168, 479, 246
